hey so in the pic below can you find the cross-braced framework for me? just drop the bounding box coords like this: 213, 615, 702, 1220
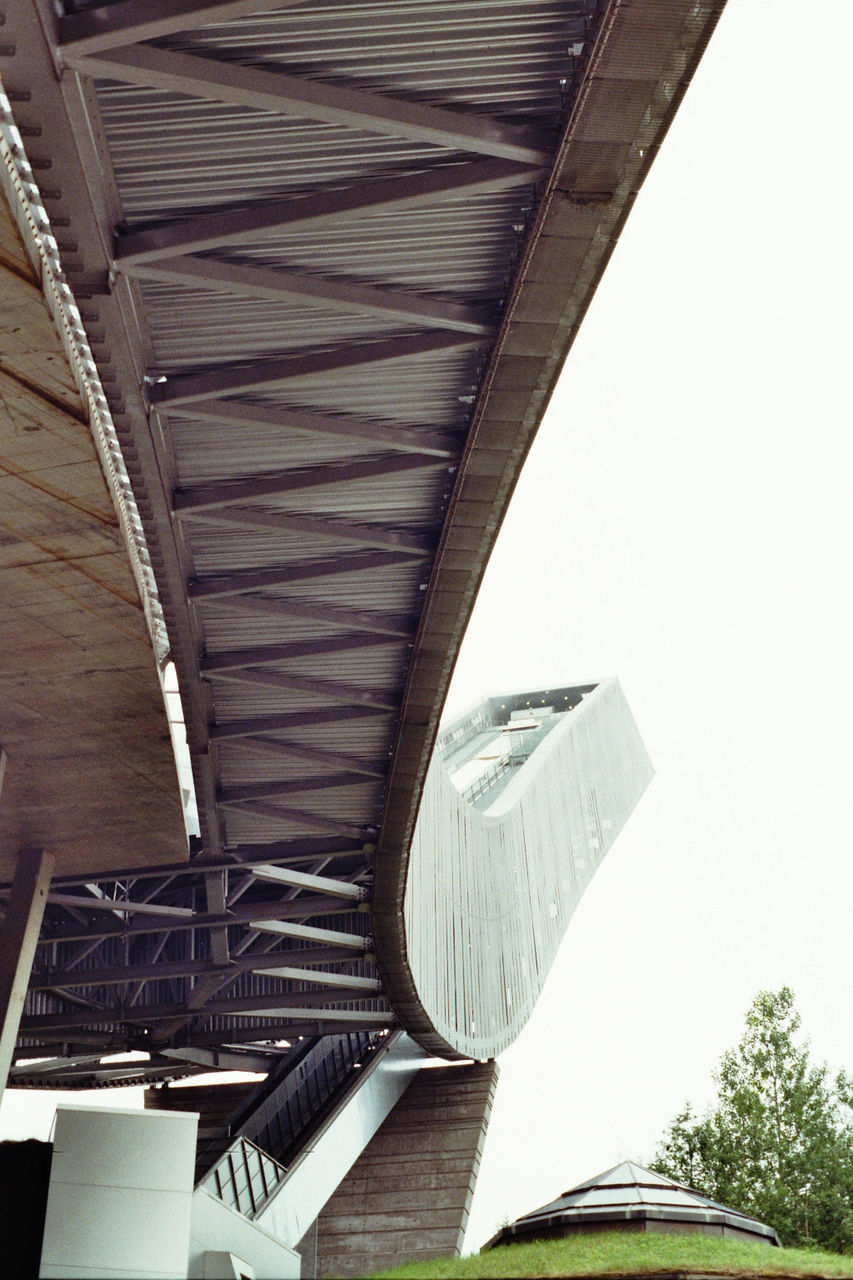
0, 0, 726, 1090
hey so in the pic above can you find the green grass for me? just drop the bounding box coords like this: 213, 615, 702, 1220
368, 1231, 853, 1279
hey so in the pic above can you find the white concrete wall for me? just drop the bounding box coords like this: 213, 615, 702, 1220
189, 1191, 300, 1279
39, 1104, 198, 1280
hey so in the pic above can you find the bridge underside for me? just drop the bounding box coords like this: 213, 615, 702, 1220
0, 0, 725, 1089
0, 164, 185, 880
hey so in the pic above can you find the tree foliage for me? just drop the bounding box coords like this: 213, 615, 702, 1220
650, 988, 853, 1253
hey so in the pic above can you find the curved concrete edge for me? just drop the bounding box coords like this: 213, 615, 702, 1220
373, 0, 729, 1055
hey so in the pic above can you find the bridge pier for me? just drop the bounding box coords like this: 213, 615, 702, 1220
310, 1060, 499, 1277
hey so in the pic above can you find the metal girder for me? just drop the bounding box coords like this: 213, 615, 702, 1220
37, 895, 358, 946
64, 44, 553, 166
160, 1045, 279, 1073
249, 920, 369, 948
10, 1056, 196, 1086
30, 947, 359, 991
254, 966, 380, 992
209, 1002, 392, 1024
222, 737, 385, 780
44, 894, 194, 918
207, 668, 397, 712
172, 1016, 393, 1048
20, 989, 388, 1033
203, 868, 230, 966
207, 592, 418, 638
9, 1053, 108, 1078
216, 798, 367, 840
176, 454, 446, 513
159, 398, 458, 459
218, 774, 372, 804
118, 253, 495, 336
209, 705, 392, 740
251, 865, 364, 901
201, 634, 394, 674
47, 838, 366, 886
185, 506, 434, 555
187, 549, 416, 598
114, 159, 542, 264
57, 0, 310, 55
149, 331, 485, 406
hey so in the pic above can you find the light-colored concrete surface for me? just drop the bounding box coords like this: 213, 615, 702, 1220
0, 186, 186, 879
40, 1105, 198, 1279
189, 1190, 300, 1280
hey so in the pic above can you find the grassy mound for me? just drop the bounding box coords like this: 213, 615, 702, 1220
369, 1231, 853, 1279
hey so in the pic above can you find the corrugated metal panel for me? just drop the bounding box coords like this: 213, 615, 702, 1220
159, 0, 585, 113
143, 291, 417, 365
215, 194, 532, 296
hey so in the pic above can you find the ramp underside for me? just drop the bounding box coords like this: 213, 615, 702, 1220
0, 191, 186, 878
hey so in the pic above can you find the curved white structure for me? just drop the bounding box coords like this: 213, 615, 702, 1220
403, 680, 653, 1058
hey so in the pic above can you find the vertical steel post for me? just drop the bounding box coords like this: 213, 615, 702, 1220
0, 842, 55, 1102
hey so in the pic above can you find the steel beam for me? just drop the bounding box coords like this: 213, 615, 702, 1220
201, 634, 393, 673
36, 895, 357, 946
221, 737, 384, 780
30, 947, 359, 991
115, 159, 542, 264
57, 0, 310, 55
217, 1005, 393, 1024
47, 837, 365, 886
207, 592, 417, 638
209, 705, 391, 740
159, 1046, 278, 1073
159, 398, 458, 458
20, 990, 389, 1033
65, 45, 552, 165
171, 1017, 393, 1048
253, 966, 380, 992
218, 774, 371, 804
187, 549, 416, 598
204, 868, 230, 966
10, 1056, 195, 1086
186, 506, 434, 555
177, 457, 447, 517
207, 668, 397, 711
45, 894, 195, 918
249, 920, 369, 948
0, 848, 55, 1098
118, 252, 495, 335
251, 865, 364, 901
149, 332, 484, 406
216, 798, 366, 840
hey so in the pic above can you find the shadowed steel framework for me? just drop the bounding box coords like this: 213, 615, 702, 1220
0, 0, 725, 1093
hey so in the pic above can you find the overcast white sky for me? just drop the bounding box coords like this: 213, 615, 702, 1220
2, 0, 851, 1260
458, 0, 853, 1250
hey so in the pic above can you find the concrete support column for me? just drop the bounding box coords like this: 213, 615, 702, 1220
314, 1061, 499, 1277
0, 840, 55, 1100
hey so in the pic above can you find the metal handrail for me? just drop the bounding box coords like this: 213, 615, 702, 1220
200, 1134, 287, 1221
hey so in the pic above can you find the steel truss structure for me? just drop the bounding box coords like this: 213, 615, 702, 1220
0, 0, 726, 1089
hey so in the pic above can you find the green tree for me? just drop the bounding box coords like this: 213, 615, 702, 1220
650, 988, 853, 1253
